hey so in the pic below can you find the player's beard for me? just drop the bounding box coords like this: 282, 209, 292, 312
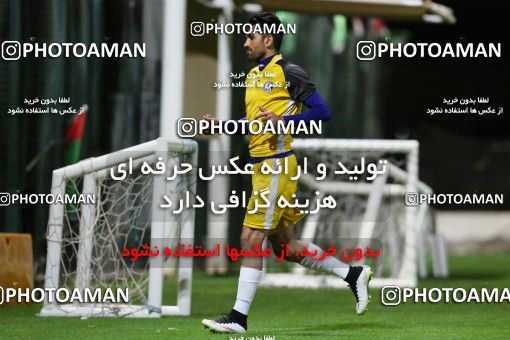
245, 48, 264, 62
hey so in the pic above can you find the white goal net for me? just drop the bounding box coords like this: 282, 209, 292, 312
39, 138, 198, 318
260, 139, 447, 289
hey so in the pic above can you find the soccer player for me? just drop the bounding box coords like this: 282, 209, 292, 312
201, 12, 373, 334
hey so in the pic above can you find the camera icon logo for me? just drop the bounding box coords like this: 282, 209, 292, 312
0, 193, 11, 206
356, 41, 376, 60
2, 41, 21, 60
404, 193, 419, 206
381, 285, 401, 306
190, 22, 205, 37
177, 118, 197, 137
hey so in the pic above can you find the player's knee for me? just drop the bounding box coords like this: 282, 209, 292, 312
240, 226, 265, 249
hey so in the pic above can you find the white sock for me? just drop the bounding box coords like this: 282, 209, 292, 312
299, 242, 350, 279
233, 266, 262, 315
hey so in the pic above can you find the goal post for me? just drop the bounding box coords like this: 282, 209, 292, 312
39, 137, 198, 317
260, 138, 447, 289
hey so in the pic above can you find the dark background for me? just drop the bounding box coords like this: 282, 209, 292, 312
0, 0, 508, 272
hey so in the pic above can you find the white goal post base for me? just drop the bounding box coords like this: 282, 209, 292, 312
260, 274, 416, 289
39, 303, 189, 318
39, 304, 160, 318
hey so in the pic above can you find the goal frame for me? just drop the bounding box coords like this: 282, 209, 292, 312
39, 137, 197, 318
260, 138, 444, 289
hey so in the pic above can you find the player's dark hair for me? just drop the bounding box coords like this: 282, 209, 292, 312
248, 12, 283, 51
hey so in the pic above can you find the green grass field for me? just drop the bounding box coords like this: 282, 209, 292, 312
1, 254, 509, 339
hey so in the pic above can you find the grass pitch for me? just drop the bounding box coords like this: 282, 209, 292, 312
1, 254, 509, 339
